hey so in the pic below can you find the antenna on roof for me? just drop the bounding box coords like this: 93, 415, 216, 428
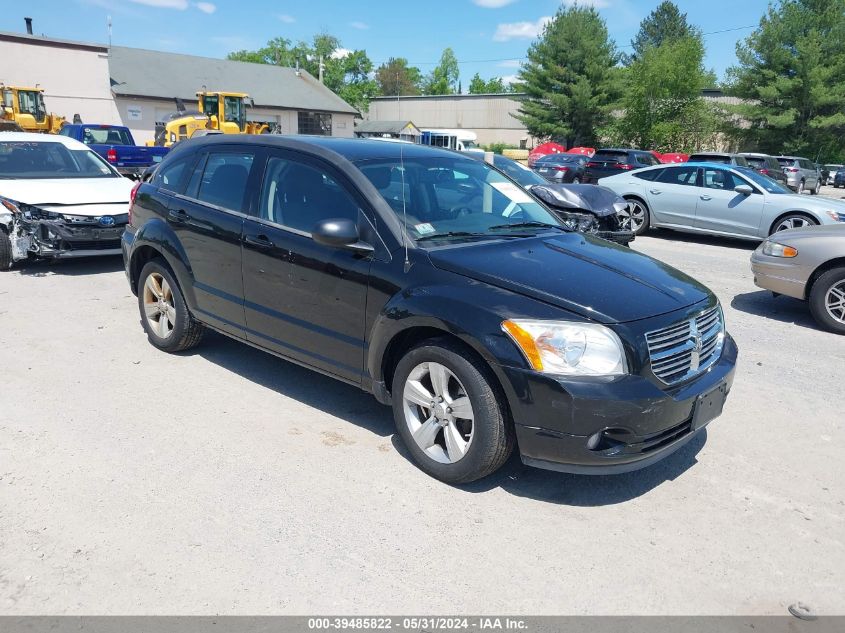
107, 15, 112, 48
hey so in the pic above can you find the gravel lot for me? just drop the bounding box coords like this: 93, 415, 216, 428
1, 222, 843, 615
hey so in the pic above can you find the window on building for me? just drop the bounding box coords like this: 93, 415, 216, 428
298, 112, 332, 136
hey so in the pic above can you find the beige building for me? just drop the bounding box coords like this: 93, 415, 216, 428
0, 30, 357, 144
365, 94, 536, 148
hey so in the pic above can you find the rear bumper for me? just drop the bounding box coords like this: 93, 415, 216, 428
507, 335, 738, 475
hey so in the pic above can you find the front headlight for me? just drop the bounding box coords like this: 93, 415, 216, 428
502, 319, 627, 376
762, 240, 798, 257
824, 210, 845, 222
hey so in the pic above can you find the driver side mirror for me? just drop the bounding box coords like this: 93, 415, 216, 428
734, 184, 753, 195
312, 218, 374, 254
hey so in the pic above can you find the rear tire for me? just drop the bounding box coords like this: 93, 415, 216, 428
392, 338, 514, 483
811, 179, 820, 195
571, 177, 581, 184
797, 180, 805, 194
0, 229, 12, 271
809, 267, 845, 335
138, 259, 205, 352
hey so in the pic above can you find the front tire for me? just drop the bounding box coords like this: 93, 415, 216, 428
809, 267, 845, 335
0, 229, 12, 270
138, 259, 205, 352
392, 339, 514, 483
620, 198, 650, 235
770, 214, 817, 235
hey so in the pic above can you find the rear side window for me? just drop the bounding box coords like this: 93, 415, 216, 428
196, 152, 254, 212
592, 150, 628, 163
633, 168, 662, 181
153, 154, 194, 193
655, 166, 699, 186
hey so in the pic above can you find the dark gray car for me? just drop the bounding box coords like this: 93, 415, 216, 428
738, 152, 788, 186
687, 152, 750, 168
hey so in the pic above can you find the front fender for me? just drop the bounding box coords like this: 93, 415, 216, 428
130, 218, 197, 310
366, 281, 555, 403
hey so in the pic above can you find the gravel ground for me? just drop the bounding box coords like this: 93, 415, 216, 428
1, 227, 843, 615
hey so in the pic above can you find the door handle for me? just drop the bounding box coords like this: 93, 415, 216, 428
700, 195, 712, 201
168, 208, 190, 222
243, 233, 275, 249
649, 189, 662, 195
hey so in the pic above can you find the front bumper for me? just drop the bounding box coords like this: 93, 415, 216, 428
21, 217, 126, 259
507, 334, 738, 475
750, 251, 808, 300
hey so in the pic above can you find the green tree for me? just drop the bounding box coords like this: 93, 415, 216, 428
612, 35, 721, 151
227, 34, 377, 112
375, 58, 423, 96
726, 0, 845, 160
516, 5, 621, 146
423, 48, 460, 95
468, 73, 508, 94
627, 1, 700, 63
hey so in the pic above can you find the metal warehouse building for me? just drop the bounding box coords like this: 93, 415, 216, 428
0, 30, 357, 144
365, 94, 535, 148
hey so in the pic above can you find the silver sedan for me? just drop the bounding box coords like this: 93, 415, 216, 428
751, 224, 845, 334
599, 162, 845, 239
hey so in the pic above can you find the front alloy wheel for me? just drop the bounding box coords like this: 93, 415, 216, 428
809, 267, 845, 335
403, 362, 475, 464
619, 199, 649, 235
392, 339, 513, 483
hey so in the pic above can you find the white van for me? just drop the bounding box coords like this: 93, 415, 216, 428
420, 129, 480, 152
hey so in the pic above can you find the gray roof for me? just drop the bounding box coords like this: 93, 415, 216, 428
355, 120, 420, 134
108, 46, 357, 115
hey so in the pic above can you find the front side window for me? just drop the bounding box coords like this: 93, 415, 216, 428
703, 168, 744, 191
259, 157, 359, 233
201, 94, 219, 117
223, 96, 244, 130
0, 141, 117, 179
655, 166, 699, 186
196, 152, 254, 212
298, 111, 332, 136
356, 155, 564, 243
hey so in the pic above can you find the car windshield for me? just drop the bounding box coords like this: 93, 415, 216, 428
735, 167, 790, 194
494, 156, 546, 187
355, 155, 564, 243
0, 141, 118, 179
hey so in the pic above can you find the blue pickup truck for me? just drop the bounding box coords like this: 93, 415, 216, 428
58, 124, 169, 179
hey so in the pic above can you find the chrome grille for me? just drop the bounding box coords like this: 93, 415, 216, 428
646, 305, 725, 385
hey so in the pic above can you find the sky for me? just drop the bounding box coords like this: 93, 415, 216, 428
1, 0, 773, 84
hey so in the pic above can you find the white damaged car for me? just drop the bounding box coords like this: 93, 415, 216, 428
0, 133, 135, 269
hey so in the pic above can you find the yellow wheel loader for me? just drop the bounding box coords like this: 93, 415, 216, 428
0, 84, 66, 133
149, 91, 272, 147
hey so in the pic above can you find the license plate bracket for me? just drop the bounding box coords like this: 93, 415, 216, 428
692, 382, 728, 430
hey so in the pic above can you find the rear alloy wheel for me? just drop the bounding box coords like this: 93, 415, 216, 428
619, 199, 650, 235
771, 214, 817, 235
812, 179, 821, 195
809, 267, 845, 335
138, 259, 205, 352
392, 339, 513, 483
571, 177, 581, 184
797, 180, 806, 194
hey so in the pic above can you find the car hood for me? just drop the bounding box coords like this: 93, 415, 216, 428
767, 223, 845, 242
0, 177, 134, 210
427, 232, 711, 323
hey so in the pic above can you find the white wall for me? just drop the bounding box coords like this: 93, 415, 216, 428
0, 38, 120, 125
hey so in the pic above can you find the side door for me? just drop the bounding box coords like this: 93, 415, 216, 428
643, 165, 701, 227
694, 167, 766, 237
801, 159, 819, 188
166, 146, 259, 337
241, 151, 379, 384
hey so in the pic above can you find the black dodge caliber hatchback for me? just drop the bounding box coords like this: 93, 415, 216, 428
123, 136, 737, 483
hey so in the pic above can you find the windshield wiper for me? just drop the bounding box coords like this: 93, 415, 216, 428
488, 221, 569, 232
415, 231, 495, 242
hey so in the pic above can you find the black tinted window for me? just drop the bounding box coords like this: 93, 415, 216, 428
154, 154, 193, 192
260, 157, 359, 233
592, 150, 628, 163
633, 168, 662, 181
690, 154, 730, 164
744, 156, 765, 168
636, 153, 660, 165
655, 166, 699, 186
196, 152, 254, 212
